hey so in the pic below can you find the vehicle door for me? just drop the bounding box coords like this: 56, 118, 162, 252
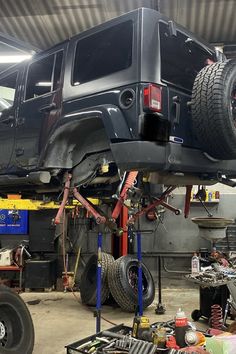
16, 46, 65, 169
0, 70, 20, 173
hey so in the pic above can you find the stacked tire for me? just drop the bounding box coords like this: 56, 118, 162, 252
80, 252, 114, 306
108, 255, 155, 312
80, 253, 155, 312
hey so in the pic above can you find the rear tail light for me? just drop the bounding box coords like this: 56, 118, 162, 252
143, 84, 162, 112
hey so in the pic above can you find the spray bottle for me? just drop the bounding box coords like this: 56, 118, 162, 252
191, 252, 200, 273
175, 308, 188, 348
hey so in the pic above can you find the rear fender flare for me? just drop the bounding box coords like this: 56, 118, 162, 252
41, 105, 132, 169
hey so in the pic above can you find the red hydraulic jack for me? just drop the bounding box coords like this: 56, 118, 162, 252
111, 171, 139, 220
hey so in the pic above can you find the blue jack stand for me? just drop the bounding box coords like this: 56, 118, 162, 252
96, 232, 102, 333
132, 231, 150, 339
137, 231, 143, 316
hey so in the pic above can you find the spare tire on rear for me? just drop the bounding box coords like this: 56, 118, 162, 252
0, 285, 34, 354
80, 252, 114, 306
108, 255, 155, 312
192, 59, 236, 160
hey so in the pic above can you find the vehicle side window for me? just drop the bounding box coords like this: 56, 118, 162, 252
25, 51, 63, 100
159, 22, 215, 91
0, 72, 17, 111
73, 20, 133, 85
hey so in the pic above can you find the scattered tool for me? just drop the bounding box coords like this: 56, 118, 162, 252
132, 315, 151, 341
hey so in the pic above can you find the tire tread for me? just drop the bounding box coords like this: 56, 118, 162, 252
192, 59, 236, 159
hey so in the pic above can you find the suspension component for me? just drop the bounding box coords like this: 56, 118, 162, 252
73, 188, 106, 224
184, 185, 193, 218
160, 200, 181, 215
128, 186, 177, 224
54, 173, 72, 224
211, 304, 223, 330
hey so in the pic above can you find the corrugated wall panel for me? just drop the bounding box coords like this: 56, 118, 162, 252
159, 0, 236, 44
0, 0, 234, 50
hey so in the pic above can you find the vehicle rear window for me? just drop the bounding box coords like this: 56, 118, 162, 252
73, 20, 133, 85
159, 22, 215, 91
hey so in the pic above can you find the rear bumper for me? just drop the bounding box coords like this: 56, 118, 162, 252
110, 141, 236, 175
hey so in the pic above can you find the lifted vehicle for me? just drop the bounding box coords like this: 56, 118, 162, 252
0, 8, 236, 199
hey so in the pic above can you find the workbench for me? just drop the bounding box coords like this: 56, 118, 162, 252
0, 264, 23, 289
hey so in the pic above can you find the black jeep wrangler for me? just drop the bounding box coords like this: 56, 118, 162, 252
0, 7, 236, 198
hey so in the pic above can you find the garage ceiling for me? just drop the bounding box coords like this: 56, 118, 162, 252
0, 0, 235, 50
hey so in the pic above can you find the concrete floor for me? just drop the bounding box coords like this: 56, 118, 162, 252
20, 287, 206, 354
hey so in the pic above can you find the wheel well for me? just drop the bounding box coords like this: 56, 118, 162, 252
42, 117, 110, 169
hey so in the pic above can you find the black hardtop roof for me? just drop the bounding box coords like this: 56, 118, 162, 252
0, 7, 215, 78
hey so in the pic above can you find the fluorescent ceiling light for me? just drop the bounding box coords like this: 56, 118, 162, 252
0, 54, 32, 63
36, 82, 52, 87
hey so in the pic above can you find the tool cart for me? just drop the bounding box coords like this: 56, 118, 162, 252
185, 275, 236, 322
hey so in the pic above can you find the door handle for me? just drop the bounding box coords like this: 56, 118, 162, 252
16, 117, 25, 126
39, 103, 56, 113
172, 96, 181, 124
0, 115, 15, 125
